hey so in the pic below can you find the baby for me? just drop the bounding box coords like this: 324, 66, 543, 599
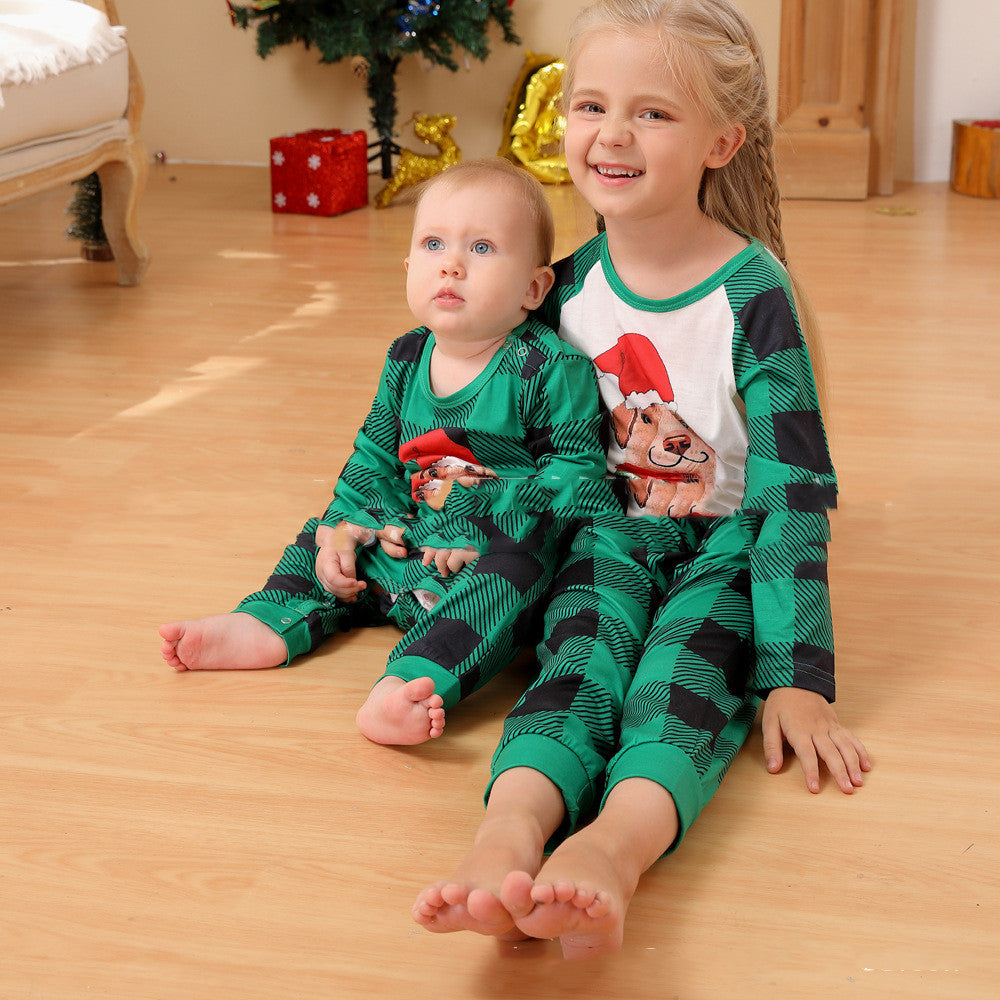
159, 158, 616, 746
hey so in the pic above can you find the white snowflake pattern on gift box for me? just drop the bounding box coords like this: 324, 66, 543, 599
268, 129, 368, 215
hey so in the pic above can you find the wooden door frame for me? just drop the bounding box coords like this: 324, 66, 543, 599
776, 0, 903, 199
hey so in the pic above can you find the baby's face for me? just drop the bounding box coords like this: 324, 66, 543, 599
404, 179, 549, 344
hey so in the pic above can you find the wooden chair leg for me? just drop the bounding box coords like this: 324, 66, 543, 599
97, 137, 150, 286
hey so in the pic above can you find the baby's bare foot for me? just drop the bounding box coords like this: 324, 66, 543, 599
158, 613, 287, 671
412, 813, 545, 938
355, 676, 445, 745
501, 833, 632, 960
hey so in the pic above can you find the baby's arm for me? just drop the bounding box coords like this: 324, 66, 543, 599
761, 687, 872, 794
315, 522, 367, 601
321, 336, 420, 538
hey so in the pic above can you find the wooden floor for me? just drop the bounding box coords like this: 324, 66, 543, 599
2, 166, 998, 999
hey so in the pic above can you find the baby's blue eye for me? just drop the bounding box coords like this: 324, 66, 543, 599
425, 237, 444, 251
471, 241, 493, 255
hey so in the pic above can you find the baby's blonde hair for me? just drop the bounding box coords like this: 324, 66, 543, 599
415, 157, 555, 267
564, 0, 827, 399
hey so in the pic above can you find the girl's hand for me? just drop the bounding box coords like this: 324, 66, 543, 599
419, 546, 479, 577
761, 687, 872, 794
373, 524, 407, 559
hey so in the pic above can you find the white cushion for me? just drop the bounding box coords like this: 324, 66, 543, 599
0, 45, 128, 149
0, 116, 130, 183
0, 0, 126, 96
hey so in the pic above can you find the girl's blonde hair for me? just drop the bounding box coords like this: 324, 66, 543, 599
564, 0, 826, 399
416, 157, 556, 267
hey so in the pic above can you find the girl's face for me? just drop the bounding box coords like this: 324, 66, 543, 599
564, 28, 742, 227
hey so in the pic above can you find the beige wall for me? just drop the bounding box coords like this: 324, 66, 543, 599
116, 0, 781, 167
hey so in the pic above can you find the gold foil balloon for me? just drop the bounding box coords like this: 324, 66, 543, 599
499, 53, 570, 184
374, 113, 461, 209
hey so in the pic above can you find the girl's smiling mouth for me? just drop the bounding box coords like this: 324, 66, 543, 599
593, 163, 645, 181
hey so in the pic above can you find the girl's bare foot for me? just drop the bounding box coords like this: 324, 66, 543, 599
412, 813, 545, 938
500, 835, 630, 959
412, 767, 565, 939
158, 613, 287, 671
412, 881, 524, 941
502, 777, 680, 959
355, 676, 445, 745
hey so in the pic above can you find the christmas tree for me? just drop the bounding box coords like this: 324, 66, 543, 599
228, 1, 520, 178
66, 173, 113, 260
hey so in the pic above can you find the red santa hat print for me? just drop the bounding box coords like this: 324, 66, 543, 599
594, 333, 675, 411
398, 428, 480, 470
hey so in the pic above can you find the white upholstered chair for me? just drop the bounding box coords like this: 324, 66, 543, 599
0, 0, 149, 285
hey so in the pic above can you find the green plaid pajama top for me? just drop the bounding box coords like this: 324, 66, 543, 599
320, 316, 618, 551
538, 233, 838, 700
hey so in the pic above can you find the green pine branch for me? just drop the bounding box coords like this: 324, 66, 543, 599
231, 1, 519, 176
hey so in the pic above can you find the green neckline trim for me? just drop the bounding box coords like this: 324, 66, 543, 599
417, 319, 531, 404
598, 234, 761, 312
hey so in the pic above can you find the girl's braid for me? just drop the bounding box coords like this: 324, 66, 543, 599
754, 121, 787, 264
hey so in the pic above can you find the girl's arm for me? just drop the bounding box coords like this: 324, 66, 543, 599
734, 280, 870, 792
734, 282, 837, 700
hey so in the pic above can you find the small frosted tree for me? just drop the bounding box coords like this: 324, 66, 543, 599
66, 173, 112, 260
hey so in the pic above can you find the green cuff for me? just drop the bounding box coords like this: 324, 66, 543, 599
488, 734, 597, 844
234, 599, 316, 665
603, 742, 705, 855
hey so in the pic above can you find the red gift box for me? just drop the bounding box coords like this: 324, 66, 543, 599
269, 129, 368, 216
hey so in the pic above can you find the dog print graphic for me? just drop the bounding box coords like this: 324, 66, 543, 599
594, 333, 717, 517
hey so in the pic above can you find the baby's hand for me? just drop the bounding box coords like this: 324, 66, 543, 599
314, 521, 377, 601
419, 546, 479, 578
373, 524, 407, 559
761, 687, 872, 794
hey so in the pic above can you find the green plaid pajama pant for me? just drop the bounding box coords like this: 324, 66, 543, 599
238, 511, 771, 852
490, 513, 761, 850
234, 515, 559, 708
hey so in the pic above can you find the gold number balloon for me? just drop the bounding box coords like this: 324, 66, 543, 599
499, 53, 570, 185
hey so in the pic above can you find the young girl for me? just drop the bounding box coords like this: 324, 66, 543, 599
413, 0, 871, 958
